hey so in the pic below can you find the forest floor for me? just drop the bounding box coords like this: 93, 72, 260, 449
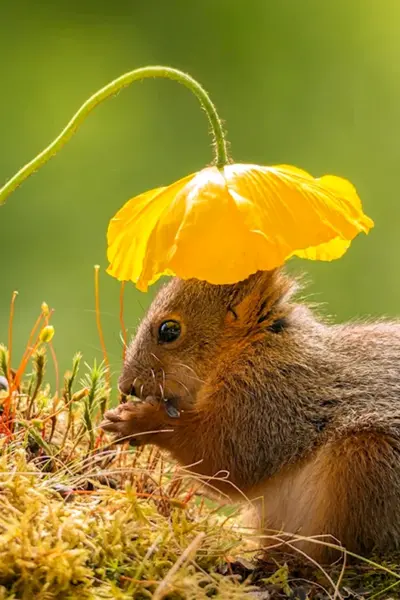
0, 331, 399, 599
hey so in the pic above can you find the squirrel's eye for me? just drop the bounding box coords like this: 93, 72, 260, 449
158, 320, 181, 343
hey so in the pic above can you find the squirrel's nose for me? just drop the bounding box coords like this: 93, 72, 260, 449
118, 376, 140, 398
129, 382, 138, 397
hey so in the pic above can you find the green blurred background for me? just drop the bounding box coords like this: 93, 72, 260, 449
1, 0, 399, 389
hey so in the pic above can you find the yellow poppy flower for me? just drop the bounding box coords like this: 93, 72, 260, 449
107, 163, 373, 292
0, 65, 374, 294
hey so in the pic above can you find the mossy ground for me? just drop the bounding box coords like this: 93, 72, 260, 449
0, 331, 400, 598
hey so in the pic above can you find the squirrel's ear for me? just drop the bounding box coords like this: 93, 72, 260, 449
226, 270, 295, 325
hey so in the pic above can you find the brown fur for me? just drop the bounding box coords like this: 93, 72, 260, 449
101, 270, 400, 561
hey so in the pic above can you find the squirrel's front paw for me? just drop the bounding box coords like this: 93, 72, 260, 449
100, 398, 168, 445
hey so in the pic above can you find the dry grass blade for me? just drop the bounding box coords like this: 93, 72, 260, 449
152, 532, 206, 599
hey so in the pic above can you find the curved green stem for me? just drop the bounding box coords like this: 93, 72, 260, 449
0, 66, 229, 206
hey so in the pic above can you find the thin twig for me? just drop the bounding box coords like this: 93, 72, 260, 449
152, 532, 206, 600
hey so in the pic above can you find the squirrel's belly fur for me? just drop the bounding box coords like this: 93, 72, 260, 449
244, 430, 400, 560
101, 270, 400, 561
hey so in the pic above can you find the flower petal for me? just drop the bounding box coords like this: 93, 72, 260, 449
293, 238, 350, 261
224, 164, 373, 262
291, 171, 370, 261
107, 173, 195, 289
137, 167, 264, 286
165, 168, 273, 283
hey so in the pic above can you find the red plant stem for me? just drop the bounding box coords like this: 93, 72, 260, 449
44, 308, 60, 401
3, 291, 18, 432
119, 281, 128, 362
7, 291, 18, 384
14, 336, 41, 389
94, 266, 111, 387
14, 313, 45, 387
49, 343, 59, 396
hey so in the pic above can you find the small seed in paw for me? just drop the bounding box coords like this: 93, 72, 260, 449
164, 399, 180, 419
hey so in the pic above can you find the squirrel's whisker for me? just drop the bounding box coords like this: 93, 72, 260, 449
165, 376, 192, 398
173, 362, 205, 383
150, 352, 163, 365
161, 368, 166, 394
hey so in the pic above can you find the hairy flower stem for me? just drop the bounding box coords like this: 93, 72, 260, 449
0, 66, 229, 205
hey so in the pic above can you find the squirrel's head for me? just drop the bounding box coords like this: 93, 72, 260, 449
119, 269, 296, 406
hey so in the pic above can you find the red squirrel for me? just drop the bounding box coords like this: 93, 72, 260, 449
101, 270, 400, 561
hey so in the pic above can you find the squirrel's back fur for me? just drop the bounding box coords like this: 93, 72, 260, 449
102, 270, 400, 560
